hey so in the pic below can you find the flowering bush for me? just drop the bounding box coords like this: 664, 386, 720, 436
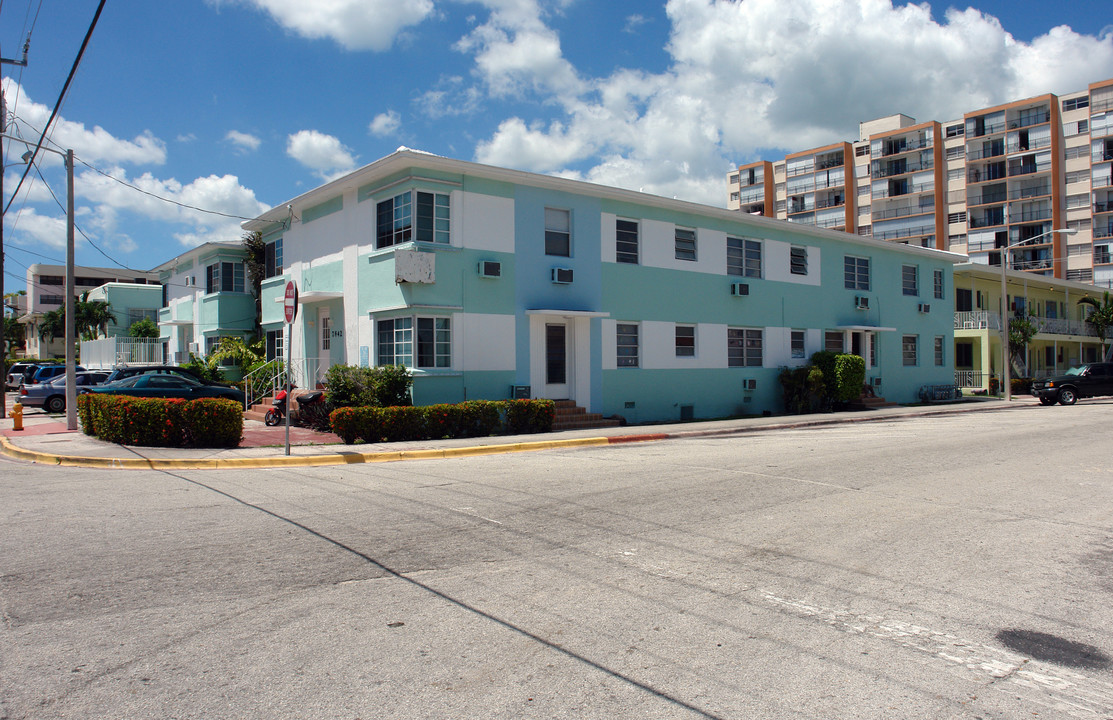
77, 394, 243, 447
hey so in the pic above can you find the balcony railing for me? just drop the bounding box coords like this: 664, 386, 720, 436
954, 311, 1001, 330
1010, 208, 1053, 223
874, 137, 931, 158
1009, 185, 1051, 200
873, 223, 935, 241
1096, 226, 1113, 239
816, 157, 844, 170
871, 202, 934, 221
966, 147, 1005, 161
969, 215, 1005, 229
815, 197, 845, 210
970, 121, 1007, 137
1095, 201, 1112, 213
967, 166, 1006, 183
1010, 257, 1053, 271
1094, 98, 1113, 113
872, 182, 933, 199
1008, 111, 1051, 130
1008, 162, 1047, 177
872, 160, 933, 179
1091, 151, 1113, 163
967, 190, 1007, 206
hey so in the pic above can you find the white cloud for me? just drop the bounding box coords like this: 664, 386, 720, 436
368, 111, 402, 137
6, 207, 71, 252
623, 14, 649, 34
221, 0, 434, 51
3, 79, 166, 167
226, 130, 262, 153
466, 0, 1113, 206
286, 130, 358, 181
455, 0, 584, 99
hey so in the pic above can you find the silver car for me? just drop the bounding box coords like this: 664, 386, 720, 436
19, 371, 110, 413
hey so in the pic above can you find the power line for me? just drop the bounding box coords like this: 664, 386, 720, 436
3, 0, 105, 215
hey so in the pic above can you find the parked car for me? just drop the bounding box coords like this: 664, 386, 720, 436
6, 362, 38, 390
20, 371, 110, 413
102, 365, 229, 387
82, 373, 245, 404
29, 364, 85, 385
1031, 362, 1113, 405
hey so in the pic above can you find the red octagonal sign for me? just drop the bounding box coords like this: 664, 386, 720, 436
284, 281, 298, 323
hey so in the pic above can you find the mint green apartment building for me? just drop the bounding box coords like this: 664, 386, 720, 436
243, 149, 962, 422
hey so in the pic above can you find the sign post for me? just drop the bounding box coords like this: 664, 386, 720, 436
283, 281, 298, 456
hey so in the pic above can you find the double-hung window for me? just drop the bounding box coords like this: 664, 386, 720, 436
616, 323, 639, 367
376, 190, 451, 249
902, 335, 918, 366
727, 237, 762, 277
728, 328, 763, 367
791, 330, 806, 359
844, 255, 870, 290
545, 208, 571, 256
675, 228, 697, 261
902, 264, 919, 296
615, 219, 639, 264
675, 325, 696, 357
377, 317, 450, 368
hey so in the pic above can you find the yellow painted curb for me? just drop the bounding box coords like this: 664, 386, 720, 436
0, 433, 614, 470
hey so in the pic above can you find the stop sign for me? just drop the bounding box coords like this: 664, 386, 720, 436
283, 281, 298, 323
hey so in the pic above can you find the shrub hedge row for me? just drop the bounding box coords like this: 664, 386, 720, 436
330, 398, 555, 445
77, 394, 243, 447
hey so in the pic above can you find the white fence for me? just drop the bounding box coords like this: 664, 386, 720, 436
79, 337, 164, 370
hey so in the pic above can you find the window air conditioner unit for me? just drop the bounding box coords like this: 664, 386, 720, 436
551, 267, 574, 284
730, 282, 749, 296
855, 295, 870, 310
872, 377, 883, 386
918, 303, 931, 313
187, 342, 199, 354
743, 378, 757, 391
478, 261, 502, 278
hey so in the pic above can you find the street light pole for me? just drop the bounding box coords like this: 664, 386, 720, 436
0, 134, 77, 428
999, 227, 1076, 402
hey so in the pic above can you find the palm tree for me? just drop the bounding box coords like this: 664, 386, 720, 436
1078, 291, 1113, 361
75, 292, 116, 340
37, 307, 66, 342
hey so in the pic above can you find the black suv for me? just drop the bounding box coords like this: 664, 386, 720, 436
1031, 362, 1113, 405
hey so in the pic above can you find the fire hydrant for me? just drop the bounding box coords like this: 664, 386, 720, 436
12, 402, 24, 431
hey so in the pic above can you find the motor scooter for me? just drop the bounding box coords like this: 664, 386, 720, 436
264, 385, 326, 426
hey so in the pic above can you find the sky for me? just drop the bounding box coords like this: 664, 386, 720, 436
2, 0, 1113, 295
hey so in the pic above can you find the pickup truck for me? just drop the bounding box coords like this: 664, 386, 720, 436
1030, 362, 1113, 405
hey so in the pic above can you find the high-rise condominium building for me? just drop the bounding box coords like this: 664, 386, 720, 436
727, 78, 1113, 286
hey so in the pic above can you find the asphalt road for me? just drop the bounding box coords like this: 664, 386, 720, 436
2, 401, 1112, 719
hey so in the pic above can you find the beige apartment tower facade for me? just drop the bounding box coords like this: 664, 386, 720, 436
728, 78, 1113, 286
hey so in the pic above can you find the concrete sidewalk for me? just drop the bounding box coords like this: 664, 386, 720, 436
0, 397, 1024, 470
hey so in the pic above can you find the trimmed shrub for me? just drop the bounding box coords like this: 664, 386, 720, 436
834, 353, 866, 403
78, 394, 242, 447
809, 351, 839, 408
328, 399, 553, 445
779, 365, 825, 415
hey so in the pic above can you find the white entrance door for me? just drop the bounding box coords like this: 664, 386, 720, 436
543, 322, 572, 399
317, 307, 332, 384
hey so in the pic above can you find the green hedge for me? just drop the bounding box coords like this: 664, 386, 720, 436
77, 394, 243, 447
330, 399, 554, 445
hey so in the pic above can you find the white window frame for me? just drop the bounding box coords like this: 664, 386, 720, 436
727, 237, 762, 278
903, 335, 918, 366
615, 219, 639, 264
675, 324, 696, 357
902, 264, 919, 296
790, 330, 806, 359
545, 207, 571, 257
616, 323, 639, 367
728, 327, 763, 368
845, 255, 870, 290
675, 228, 697, 262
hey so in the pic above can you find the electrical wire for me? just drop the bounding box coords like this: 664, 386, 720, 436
4, 0, 106, 215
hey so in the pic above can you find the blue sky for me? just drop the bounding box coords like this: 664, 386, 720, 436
3, 0, 1113, 294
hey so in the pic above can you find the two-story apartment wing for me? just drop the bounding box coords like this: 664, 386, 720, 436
243, 149, 963, 423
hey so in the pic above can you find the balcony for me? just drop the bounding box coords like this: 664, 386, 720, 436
1008, 111, 1051, 130
967, 165, 1006, 184
966, 146, 1005, 161
1096, 226, 1113, 240
1006, 137, 1051, 154
1010, 208, 1053, 223
815, 196, 845, 210
969, 215, 1005, 229
967, 190, 1007, 206
1008, 162, 1044, 177
1010, 257, 1052, 271
871, 202, 934, 221
816, 156, 844, 170
954, 311, 1001, 330
1009, 185, 1050, 200
1094, 98, 1113, 113
872, 160, 932, 179
873, 181, 933, 199
874, 136, 930, 158
970, 120, 1006, 137
873, 223, 935, 241
1094, 150, 1113, 163
1095, 201, 1112, 213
